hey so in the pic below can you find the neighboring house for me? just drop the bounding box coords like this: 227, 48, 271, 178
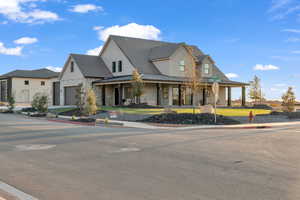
59, 35, 248, 107
0, 68, 59, 105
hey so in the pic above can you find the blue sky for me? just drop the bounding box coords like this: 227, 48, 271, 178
0, 0, 299, 100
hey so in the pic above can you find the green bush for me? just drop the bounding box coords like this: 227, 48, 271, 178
7, 96, 15, 112
32, 93, 49, 113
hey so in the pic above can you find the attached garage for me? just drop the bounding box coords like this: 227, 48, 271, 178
64, 86, 79, 105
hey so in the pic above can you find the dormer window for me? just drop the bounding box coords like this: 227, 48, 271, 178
204, 64, 210, 74
179, 60, 185, 72
112, 61, 116, 73
118, 61, 122, 72
70, 61, 74, 72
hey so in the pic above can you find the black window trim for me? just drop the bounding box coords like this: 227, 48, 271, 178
118, 60, 122, 72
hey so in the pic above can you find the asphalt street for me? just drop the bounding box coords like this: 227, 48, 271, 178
0, 114, 299, 200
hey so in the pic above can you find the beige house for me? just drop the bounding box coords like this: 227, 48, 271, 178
0, 68, 59, 106
59, 35, 248, 107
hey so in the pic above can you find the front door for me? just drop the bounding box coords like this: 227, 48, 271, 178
114, 88, 119, 106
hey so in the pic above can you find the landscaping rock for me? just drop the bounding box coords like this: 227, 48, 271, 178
140, 113, 240, 125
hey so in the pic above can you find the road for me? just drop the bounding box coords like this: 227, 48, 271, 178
0, 114, 299, 200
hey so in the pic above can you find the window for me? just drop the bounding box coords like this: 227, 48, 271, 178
124, 87, 132, 99
204, 64, 210, 74
118, 61, 122, 72
70, 61, 74, 72
179, 60, 185, 72
24, 80, 29, 85
112, 61, 116, 73
41, 81, 45, 86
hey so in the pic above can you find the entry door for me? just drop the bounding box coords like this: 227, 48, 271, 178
114, 88, 119, 106
53, 82, 60, 106
64, 86, 79, 105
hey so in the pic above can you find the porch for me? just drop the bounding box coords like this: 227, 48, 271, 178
93, 78, 247, 107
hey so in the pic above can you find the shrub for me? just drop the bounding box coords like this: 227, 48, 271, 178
85, 88, 98, 116
282, 87, 296, 112
31, 93, 49, 113
7, 96, 15, 112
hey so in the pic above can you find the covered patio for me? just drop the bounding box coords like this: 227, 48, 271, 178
93, 74, 248, 107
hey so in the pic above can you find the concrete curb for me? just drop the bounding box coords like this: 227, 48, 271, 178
107, 120, 300, 130
0, 181, 38, 200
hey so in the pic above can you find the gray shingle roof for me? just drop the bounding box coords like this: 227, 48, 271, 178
70, 54, 112, 78
110, 35, 175, 75
0, 68, 59, 79
148, 43, 182, 61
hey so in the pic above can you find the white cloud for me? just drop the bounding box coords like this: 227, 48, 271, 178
86, 45, 103, 56
70, 4, 103, 13
274, 83, 287, 87
269, 0, 292, 12
291, 50, 300, 54
253, 64, 280, 71
14, 37, 38, 44
46, 66, 62, 72
282, 28, 300, 33
286, 37, 300, 42
225, 73, 239, 78
0, 0, 60, 24
95, 23, 162, 41
0, 42, 23, 56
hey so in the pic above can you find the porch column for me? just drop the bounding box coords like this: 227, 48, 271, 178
202, 88, 207, 105
178, 85, 182, 106
241, 86, 246, 107
119, 84, 123, 105
227, 87, 232, 107
102, 85, 106, 106
156, 83, 162, 106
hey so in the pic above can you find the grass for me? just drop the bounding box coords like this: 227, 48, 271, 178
100, 106, 271, 117
49, 106, 271, 117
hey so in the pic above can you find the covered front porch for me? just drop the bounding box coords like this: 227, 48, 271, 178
93, 76, 248, 107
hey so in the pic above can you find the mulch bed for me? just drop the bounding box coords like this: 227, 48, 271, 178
139, 113, 240, 125
120, 103, 162, 109
58, 108, 106, 117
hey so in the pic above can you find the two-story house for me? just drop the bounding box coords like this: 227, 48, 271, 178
59, 35, 248, 107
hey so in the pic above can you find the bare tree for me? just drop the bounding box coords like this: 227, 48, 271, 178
249, 75, 264, 104
183, 45, 201, 114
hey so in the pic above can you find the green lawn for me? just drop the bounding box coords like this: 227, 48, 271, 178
100, 106, 271, 117
49, 106, 271, 117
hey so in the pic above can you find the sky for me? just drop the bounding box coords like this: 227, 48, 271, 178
0, 0, 299, 100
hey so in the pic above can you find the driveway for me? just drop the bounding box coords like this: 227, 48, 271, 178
0, 114, 299, 200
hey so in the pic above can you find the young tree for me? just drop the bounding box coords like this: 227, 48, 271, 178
7, 96, 15, 113
249, 75, 264, 104
282, 87, 296, 112
131, 69, 144, 104
183, 45, 201, 114
85, 88, 98, 116
32, 93, 49, 113
75, 83, 85, 115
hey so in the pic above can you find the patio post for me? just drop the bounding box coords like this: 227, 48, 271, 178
227, 87, 232, 107
178, 84, 182, 106
241, 86, 246, 107
119, 84, 123, 105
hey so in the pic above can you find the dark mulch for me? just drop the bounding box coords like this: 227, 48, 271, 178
59, 108, 107, 117
139, 113, 241, 125
72, 118, 96, 123
30, 113, 47, 117
120, 103, 162, 109
287, 112, 300, 119
59, 108, 82, 116
21, 107, 37, 112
